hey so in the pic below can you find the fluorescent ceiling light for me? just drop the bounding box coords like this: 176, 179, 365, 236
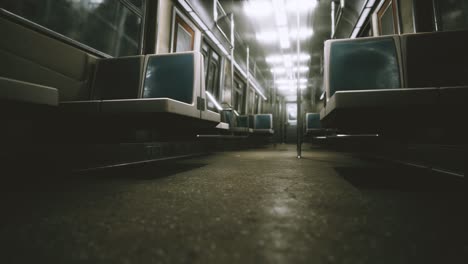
205, 30, 219, 45
271, 68, 286, 74
206, 91, 223, 111
278, 84, 306, 91
286, 0, 317, 12
356, 7, 371, 28
275, 78, 308, 85
217, 43, 229, 56
278, 26, 290, 49
189, 12, 207, 31
366, 0, 377, 8
244, 1, 273, 17
266, 53, 311, 64
178, 0, 192, 12
266, 55, 283, 64
289, 28, 314, 40
350, 27, 360, 38
256, 31, 278, 42
272, 0, 288, 26
271, 66, 309, 74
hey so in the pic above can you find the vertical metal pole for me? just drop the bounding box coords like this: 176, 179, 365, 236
431, 0, 440, 31
246, 46, 250, 114
296, 7, 302, 159
230, 13, 235, 109
331, 1, 336, 38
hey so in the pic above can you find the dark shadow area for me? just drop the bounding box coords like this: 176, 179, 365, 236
335, 165, 466, 192
76, 161, 208, 181
0, 160, 207, 210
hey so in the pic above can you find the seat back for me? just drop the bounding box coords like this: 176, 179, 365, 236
306, 113, 321, 130
143, 53, 197, 104
401, 30, 468, 88
237, 115, 249, 128
92, 56, 145, 100
324, 36, 403, 99
254, 114, 273, 129
0, 12, 96, 101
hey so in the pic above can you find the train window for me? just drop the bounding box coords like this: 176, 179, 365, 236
287, 103, 297, 125
437, 0, 468, 31
172, 14, 195, 52
128, 0, 143, 9
376, 0, 399, 35
248, 88, 256, 114
1, 0, 144, 57
254, 93, 259, 114
201, 41, 221, 112
202, 43, 210, 76
233, 74, 245, 113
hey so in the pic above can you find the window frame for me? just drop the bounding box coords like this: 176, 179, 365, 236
0, 0, 151, 58
170, 8, 201, 53
373, 0, 401, 36
201, 40, 222, 112
233, 73, 246, 113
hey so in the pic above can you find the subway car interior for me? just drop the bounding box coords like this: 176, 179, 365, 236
0, 0, 467, 263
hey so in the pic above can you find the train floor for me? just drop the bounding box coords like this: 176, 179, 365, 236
0, 144, 466, 264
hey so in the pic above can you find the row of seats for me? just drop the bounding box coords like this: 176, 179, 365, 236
320, 30, 468, 132
221, 111, 274, 135
1, 10, 220, 129
63, 51, 220, 126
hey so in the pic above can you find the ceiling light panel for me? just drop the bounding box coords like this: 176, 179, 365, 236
272, 0, 288, 26
289, 28, 314, 40
286, 0, 318, 12
244, 1, 273, 17
266, 53, 311, 64
256, 31, 278, 42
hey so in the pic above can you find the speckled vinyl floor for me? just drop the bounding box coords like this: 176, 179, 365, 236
0, 144, 466, 264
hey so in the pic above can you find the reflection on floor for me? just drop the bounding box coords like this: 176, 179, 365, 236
0, 144, 466, 263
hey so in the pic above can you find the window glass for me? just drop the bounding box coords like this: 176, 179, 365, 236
254, 93, 259, 113
207, 61, 217, 94
233, 74, 245, 112
377, 0, 398, 35
176, 24, 193, 51
128, 0, 143, 9
173, 14, 194, 52
437, 0, 468, 31
1, 0, 143, 57
201, 41, 221, 112
380, 5, 395, 35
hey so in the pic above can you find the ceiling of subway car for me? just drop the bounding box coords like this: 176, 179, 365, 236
218, 0, 332, 102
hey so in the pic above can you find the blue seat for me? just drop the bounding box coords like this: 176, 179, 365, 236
253, 114, 274, 134
89, 52, 219, 124
305, 113, 323, 136
230, 115, 250, 133
320, 33, 462, 132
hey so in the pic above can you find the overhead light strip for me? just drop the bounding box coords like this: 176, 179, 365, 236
205, 91, 223, 111
178, 0, 267, 100
350, 0, 376, 39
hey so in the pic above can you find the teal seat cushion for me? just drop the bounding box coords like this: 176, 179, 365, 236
143, 54, 194, 104
307, 113, 321, 129
255, 114, 272, 129
329, 37, 401, 96
237, 115, 249, 128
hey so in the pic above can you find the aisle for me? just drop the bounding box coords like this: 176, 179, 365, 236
0, 144, 466, 263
